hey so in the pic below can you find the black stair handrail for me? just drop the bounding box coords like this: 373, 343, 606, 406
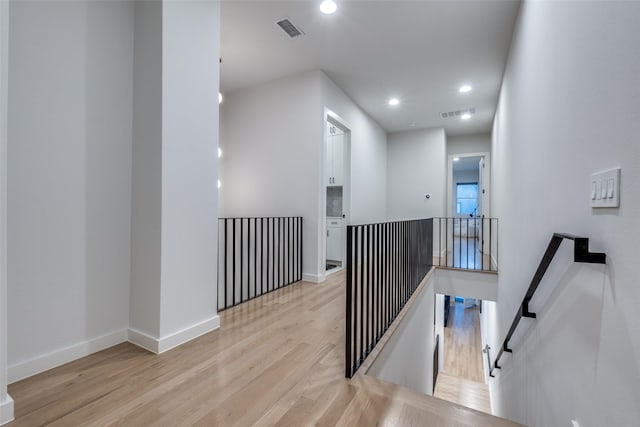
490, 233, 605, 376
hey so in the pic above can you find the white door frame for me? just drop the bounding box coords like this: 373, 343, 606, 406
322, 108, 351, 277
447, 152, 491, 218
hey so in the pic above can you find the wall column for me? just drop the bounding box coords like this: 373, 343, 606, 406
0, 0, 14, 423
129, 0, 220, 353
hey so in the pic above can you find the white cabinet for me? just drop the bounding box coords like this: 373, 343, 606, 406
327, 135, 344, 186
326, 221, 344, 262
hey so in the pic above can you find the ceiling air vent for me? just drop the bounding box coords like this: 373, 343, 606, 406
276, 18, 305, 38
440, 108, 476, 119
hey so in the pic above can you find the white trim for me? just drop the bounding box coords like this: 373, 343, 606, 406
302, 272, 325, 283
127, 328, 160, 353
0, 395, 13, 426
325, 266, 343, 277
447, 151, 491, 217
7, 329, 128, 384
157, 315, 219, 353
128, 315, 220, 354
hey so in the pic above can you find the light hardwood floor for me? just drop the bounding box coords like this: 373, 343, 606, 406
8, 272, 520, 426
434, 300, 492, 414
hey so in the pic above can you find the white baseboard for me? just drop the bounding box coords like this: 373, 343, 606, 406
302, 272, 325, 283
127, 328, 160, 353
8, 329, 127, 384
0, 395, 14, 426
128, 315, 220, 354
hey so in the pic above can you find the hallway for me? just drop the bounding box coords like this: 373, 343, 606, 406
6, 273, 518, 426
434, 299, 491, 414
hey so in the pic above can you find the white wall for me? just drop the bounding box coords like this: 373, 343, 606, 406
220, 70, 387, 281
0, 0, 12, 422
387, 128, 446, 220
7, 1, 133, 382
219, 71, 324, 279
447, 132, 491, 156
490, 1, 640, 426
368, 273, 437, 396
434, 269, 498, 303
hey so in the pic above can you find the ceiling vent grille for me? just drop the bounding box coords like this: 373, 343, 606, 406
440, 108, 476, 119
276, 18, 304, 38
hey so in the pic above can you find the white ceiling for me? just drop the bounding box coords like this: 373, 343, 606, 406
220, 1, 521, 135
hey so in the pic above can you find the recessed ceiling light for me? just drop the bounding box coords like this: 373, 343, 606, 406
219, 92, 223, 104
461, 113, 471, 120
320, 0, 337, 14
459, 85, 472, 93
388, 98, 400, 106
453, 157, 460, 162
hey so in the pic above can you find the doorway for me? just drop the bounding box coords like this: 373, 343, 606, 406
434, 293, 491, 414
447, 153, 490, 261
324, 111, 350, 274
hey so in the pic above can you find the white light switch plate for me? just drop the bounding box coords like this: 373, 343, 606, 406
591, 167, 620, 208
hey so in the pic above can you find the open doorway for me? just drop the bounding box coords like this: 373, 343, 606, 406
446, 153, 490, 266
324, 111, 350, 274
434, 293, 491, 414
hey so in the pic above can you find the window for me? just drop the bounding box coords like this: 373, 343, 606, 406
456, 182, 478, 215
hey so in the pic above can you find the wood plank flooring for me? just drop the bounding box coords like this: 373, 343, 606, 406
8, 272, 521, 426
434, 300, 492, 414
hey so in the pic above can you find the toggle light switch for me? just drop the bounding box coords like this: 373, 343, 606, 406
591, 182, 597, 200
607, 178, 614, 198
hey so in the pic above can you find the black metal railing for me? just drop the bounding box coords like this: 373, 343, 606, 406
345, 218, 433, 378
435, 217, 498, 272
217, 217, 303, 311
490, 233, 605, 376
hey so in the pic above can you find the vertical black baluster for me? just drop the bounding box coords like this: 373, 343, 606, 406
223, 219, 228, 310
481, 217, 485, 271
288, 217, 292, 285
367, 225, 372, 353
391, 222, 400, 316
277, 218, 280, 288
253, 218, 256, 299
354, 226, 359, 371
241, 218, 245, 302
360, 226, 365, 363
298, 217, 302, 281
377, 223, 381, 341
259, 218, 263, 296
232, 218, 236, 307
267, 218, 271, 293
345, 225, 353, 377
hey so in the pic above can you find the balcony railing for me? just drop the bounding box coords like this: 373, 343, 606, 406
434, 217, 498, 272
217, 217, 302, 311
345, 218, 433, 377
